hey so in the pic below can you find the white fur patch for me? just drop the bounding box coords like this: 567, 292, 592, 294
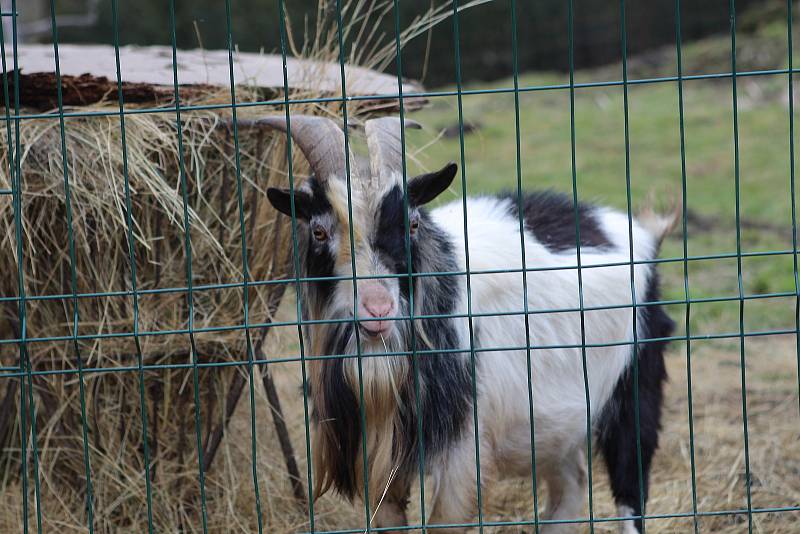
617, 505, 640, 534
429, 196, 658, 470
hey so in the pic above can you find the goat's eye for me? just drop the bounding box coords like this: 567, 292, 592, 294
312, 225, 328, 242
409, 217, 420, 236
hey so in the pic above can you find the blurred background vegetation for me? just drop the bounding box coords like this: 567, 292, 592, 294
8, 0, 775, 86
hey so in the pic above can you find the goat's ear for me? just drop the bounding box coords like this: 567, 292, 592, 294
267, 188, 312, 220
408, 162, 458, 206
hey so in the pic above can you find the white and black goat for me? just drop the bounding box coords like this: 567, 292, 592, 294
264, 115, 675, 533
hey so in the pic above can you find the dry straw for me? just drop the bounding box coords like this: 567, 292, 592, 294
0, 0, 466, 530
0, 84, 303, 531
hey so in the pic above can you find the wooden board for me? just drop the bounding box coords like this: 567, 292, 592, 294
1, 44, 425, 111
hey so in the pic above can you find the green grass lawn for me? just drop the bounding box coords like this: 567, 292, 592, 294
405, 43, 800, 340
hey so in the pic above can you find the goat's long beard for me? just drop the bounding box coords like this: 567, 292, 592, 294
308, 307, 412, 510
346, 329, 410, 510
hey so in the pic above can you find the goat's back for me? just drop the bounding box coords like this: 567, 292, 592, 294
428, 192, 665, 462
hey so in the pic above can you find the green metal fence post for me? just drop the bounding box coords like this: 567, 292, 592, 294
221, 2, 265, 530
107, 0, 155, 530
166, 1, 210, 530
6, 1, 45, 531
449, 2, 485, 532
787, 0, 800, 437
674, 1, 701, 532
618, 0, 648, 531
567, 0, 597, 531
46, 1, 100, 528
331, 1, 375, 530
508, 0, 542, 531
275, 1, 318, 530
727, 2, 755, 532
389, 2, 430, 531
0, 6, 41, 533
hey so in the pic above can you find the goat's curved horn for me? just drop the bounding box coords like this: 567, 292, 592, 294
364, 117, 422, 180
256, 115, 354, 181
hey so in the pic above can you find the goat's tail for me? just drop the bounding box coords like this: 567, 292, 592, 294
637, 191, 681, 249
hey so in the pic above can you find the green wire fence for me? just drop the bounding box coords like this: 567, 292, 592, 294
1, 0, 799, 532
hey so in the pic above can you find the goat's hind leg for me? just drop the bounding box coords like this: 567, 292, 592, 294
598, 384, 662, 534
598, 333, 668, 533
598, 386, 663, 534
596, 283, 670, 534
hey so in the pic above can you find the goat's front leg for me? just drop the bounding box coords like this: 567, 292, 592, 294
540, 447, 588, 533
372, 477, 411, 533
427, 436, 492, 534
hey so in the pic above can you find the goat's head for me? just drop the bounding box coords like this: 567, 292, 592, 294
264, 116, 459, 503
265, 115, 457, 352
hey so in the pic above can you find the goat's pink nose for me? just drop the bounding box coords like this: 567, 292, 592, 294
364, 297, 392, 318
357, 283, 395, 335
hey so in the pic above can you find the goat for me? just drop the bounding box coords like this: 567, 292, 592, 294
264, 115, 675, 533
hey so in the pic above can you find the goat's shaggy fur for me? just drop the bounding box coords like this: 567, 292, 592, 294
267, 118, 674, 533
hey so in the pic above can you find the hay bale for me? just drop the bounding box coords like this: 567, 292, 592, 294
0, 0, 459, 525
0, 84, 382, 528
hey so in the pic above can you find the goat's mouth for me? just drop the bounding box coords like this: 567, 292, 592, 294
357, 319, 393, 339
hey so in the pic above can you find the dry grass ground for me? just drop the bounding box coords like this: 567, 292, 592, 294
2, 310, 797, 533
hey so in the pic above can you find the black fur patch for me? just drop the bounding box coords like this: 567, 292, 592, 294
400, 331, 473, 462
502, 190, 613, 252
401, 216, 472, 463
373, 185, 473, 466
314, 322, 361, 499
374, 185, 411, 278
306, 244, 336, 303
596, 270, 673, 532
305, 178, 333, 217
313, 337, 377, 501
303, 178, 337, 302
